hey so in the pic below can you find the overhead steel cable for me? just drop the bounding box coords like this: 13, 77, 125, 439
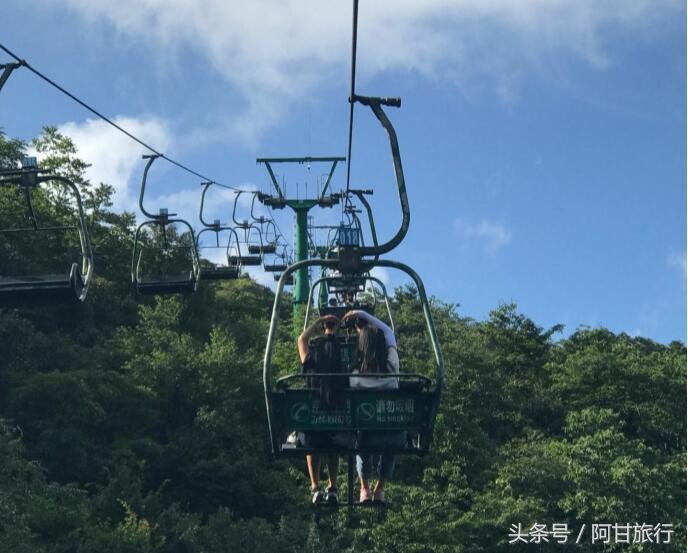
344, 0, 359, 197
1, 44, 290, 260
0, 43, 248, 192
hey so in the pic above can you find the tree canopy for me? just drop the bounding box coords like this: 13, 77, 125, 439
0, 128, 685, 552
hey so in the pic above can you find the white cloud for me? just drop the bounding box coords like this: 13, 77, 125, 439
370, 266, 390, 286
56, 116, 171, 212
369, 266, 391, 290
667, 251, 687, 274
146, 188, 200, 227
244, 265, 277, 289
48, 0, 680, 139
454, 216, 512, 255
45, 117, 267, 227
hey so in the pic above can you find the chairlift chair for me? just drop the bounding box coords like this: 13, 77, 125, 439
0, 158, 94, 306
264, 259, 442, 458
196, 226, 241, 281
263, 241, 289, 273
250, 194, 278, 255
196, 182, 240, 281
230, 191, 265, 265
131, 155, 200, 295
263, 92, 443, 459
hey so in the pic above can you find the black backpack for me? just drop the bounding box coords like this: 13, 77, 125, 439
303, 334, 346, 409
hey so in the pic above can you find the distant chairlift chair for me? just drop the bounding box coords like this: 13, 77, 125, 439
131, 155, 200, 295
196, 181, 241, 281
230, 190, 264, 267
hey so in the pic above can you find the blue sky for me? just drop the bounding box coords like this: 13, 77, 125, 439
1, 0, 685, 343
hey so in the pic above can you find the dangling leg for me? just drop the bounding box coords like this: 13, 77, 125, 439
307, 454, 324, 503
325, 455, 340, 503
356, 454, 373, 502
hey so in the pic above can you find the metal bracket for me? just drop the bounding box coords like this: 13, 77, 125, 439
0, 62, 22, 93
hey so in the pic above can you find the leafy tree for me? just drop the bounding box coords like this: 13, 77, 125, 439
0, 128, 684, 553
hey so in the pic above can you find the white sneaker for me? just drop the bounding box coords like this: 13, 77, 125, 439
311, 489, 325, 504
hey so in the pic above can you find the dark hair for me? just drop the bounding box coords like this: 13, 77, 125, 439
357, 325, 388, 373
323, 319, 337, 330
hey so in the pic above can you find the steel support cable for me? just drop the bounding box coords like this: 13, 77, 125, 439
2, 45, 295, 273
344, 0, 359, 199
0, 43, 247, 192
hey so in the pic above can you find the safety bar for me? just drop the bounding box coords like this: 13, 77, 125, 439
131, 218, 200, 290
303, 274, 395, 334
276, 372, 431, 388
349, 189, 379, 260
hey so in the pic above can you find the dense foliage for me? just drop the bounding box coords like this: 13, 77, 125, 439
0, 129, 685, 552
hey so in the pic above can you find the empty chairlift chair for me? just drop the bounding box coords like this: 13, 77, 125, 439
250, 194, 278, 255
230, 190, 264, 266
196, 182, 241, 281
131, 155, 200, 295
0, 157, 94, 306
264, 242, 289, 273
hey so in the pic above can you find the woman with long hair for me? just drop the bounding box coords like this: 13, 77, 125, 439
342, 310, 405, 503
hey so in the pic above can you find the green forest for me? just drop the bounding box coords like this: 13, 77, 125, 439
0, 128, 685, 552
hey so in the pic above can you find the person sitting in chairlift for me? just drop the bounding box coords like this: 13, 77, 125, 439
297, 314, 346, 505
342, 309, 405, 504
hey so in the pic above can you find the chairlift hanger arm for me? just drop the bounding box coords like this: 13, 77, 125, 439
0, 61, 22, 93
349, 188, 379, 259
138, 154, 174, 220
350, 94, 409, 257
50, 175, 95, 288
199, 181, 221, 228
231, 190, 256, 228
250, 193, 269, 224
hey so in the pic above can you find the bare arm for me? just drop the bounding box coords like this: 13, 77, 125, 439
342, 309, 396, 348
297, 315, 339, 363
